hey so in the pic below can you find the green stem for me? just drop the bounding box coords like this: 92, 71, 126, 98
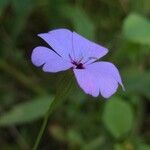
32, 72, 73, 150
32, 98, 56, 150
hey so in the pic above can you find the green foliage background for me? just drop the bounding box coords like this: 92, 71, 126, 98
0, 0, 150, 149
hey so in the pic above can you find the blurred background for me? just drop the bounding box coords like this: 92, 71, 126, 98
0, 0, 150, 150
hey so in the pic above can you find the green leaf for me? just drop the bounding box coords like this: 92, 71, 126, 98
123, 13, 150, 45
0, 96, 53, 126
0, 72, 74, 127
61, 5, 95, 40
102, 97, 134, 138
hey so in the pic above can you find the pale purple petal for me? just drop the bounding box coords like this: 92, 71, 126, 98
38, 29, 73, 60
98, 77, 118, 98
73, 62, 123, 98
31, 46, 72, 72
73, 69, 100, 97
86, 62, 124, 90
73, 32, 108, 63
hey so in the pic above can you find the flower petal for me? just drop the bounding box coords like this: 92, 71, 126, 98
73, 32, 108, 63
38, 29, 73, 60
73, 69, 100, 97
31, 46, 72, 72
73, 62, 124, 98
87, 62, 124, 89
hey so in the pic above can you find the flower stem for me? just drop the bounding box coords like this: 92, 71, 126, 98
32, 98, 56, 150
32, 72, 73, 150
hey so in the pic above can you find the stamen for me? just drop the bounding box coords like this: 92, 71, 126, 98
77, 57, 84, 64
83, 57, 98, 65
69, 54, 73, 62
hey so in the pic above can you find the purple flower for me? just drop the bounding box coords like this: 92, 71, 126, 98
31, 29, 124, 98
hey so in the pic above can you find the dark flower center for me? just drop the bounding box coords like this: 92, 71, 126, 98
76, 63, 84, 69
72, 61, 84, 69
